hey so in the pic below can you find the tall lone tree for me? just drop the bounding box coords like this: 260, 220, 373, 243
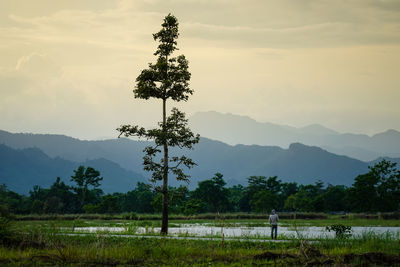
70, 166, 103, 210
117, 14, 199, 234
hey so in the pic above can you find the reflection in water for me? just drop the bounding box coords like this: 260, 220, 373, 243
72, 225, 400, 238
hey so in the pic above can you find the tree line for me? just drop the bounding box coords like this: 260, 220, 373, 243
1, 159, 399, 215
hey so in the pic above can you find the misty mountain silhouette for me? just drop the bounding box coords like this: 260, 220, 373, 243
3, 129, 398, 193
0, 143, 144, 194
189, 111, 400, 161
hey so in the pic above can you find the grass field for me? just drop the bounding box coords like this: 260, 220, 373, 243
2, 214, 400, 266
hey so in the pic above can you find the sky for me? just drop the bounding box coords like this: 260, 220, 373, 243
0, 0, 399, 140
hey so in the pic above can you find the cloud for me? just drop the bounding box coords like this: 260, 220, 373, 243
0, 70, 30, 95
0, 53, 61, 100
2, 0, 400, 50
0, 0, 399, 138
15, 53, 61, 76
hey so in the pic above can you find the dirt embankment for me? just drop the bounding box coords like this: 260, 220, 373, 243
254, 251, 400, 266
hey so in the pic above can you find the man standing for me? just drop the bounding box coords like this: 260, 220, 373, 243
269, 209, 279, 239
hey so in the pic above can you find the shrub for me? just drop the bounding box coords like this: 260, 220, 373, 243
0, 215, 21, 247
326, 224, 352, 239
122, 212, 138, 220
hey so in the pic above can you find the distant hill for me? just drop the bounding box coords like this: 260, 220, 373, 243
0, 130, 381, 192
0, 130, 147, 173
369, 156, 400, 166
189, 111, 400, 161
182, 140, 370, 187
0, 144, 144, 194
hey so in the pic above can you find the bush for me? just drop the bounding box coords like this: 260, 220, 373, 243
122, 212, 138, 220
0, 204, 9, 218
326, 224, 352, 239
0, 216, 12, 244
82, 203, 99, 214
0, 215, 22, 247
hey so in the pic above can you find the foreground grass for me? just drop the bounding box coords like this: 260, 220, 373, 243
2, 218, 400, 266
1, 233, 400, 266
3, 214, 400, 265
0, 235, 289, 266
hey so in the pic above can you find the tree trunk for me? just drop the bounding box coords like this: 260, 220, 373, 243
80, 187, 87, 211
161, 98, 169, 235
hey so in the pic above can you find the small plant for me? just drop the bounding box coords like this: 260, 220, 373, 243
326, 224, 352, 238
0, 208, 21, 247
0, 216, 13, 245
125, 223, 139, 234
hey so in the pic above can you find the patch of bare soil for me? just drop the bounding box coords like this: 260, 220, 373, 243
254, 250, 400, 266
342, 252, 400, 266
254, 251, 296, 260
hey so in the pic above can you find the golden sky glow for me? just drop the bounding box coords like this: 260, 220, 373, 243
1, 0, 399, 139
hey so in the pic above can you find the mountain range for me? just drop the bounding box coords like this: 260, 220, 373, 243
189, 111, 400, 161
2, 129, 399, 194
0, 143, 145, 194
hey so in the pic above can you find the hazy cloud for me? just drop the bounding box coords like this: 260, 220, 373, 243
0, 0, 399, 138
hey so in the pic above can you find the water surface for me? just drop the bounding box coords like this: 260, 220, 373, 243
73, 224, 400, 239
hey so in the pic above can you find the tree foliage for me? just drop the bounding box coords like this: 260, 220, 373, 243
348, 159, 400, 212
118, 108, 199, 184
192, 173, 229, 213
1, 160, 400, 215
117, 14, 199, 234
70, 166, 103, 210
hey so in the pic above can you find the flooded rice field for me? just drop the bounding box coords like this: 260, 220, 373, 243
72, 224, 400, 239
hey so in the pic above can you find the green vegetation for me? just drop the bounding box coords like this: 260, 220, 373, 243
70, 166, 103, 212
1, 218, 400, 266
10, 213, 400, 228
1, 129, 399, 265
1, 160, 400, 219
117, 13, 199, 234
326, 224, 353, 238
